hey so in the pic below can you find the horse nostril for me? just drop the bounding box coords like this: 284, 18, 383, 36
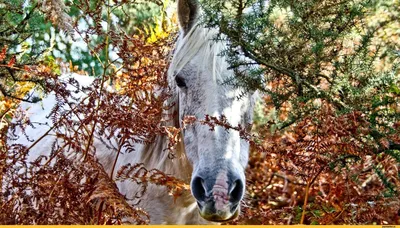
229, 179, 244, 204
191, 176, 207, 202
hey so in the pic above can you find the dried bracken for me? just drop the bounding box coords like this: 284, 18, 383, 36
117, 163, 190, 201
228, 102, 400, 225
1, 0, 180, 224
1, 144, 149, 224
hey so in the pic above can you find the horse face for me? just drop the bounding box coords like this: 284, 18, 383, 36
170, 0, 256, 222
176, 63, 254, 222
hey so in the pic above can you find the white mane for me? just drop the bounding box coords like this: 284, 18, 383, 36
168, 25, 227, 83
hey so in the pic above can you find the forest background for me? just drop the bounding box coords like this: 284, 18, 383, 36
0, 0, 399, 225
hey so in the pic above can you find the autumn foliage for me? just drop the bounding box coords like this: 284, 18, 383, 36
232, 103, 400, 225
1, 35, 180, 225
0, 0, 185, 224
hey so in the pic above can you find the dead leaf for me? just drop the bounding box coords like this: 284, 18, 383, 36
0, 45, 7, 62
7, 55, 16, 67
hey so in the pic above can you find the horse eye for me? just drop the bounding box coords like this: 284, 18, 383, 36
175, 75, 187, 88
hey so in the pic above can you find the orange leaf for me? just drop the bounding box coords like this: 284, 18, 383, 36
0, 45, 7, 62
7, 56, 16, 67
24, 65, 31, 72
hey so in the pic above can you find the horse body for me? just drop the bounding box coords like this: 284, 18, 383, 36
8, 0, 257, 224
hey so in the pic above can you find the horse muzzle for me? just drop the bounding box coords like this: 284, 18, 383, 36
190, 170, 244, 222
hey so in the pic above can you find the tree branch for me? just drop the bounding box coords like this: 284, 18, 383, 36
0, 83, 40, 103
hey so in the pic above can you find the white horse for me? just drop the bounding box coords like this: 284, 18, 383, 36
8, 0, 257, 224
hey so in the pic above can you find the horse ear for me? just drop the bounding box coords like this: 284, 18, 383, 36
177, 0, 199, 34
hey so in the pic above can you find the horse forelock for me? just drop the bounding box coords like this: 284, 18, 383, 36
168, 25, 226, 85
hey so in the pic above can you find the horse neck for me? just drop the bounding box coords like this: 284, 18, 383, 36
138, 91, 193, 182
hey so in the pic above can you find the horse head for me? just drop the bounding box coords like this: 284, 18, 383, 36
169, 0, 257, 222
